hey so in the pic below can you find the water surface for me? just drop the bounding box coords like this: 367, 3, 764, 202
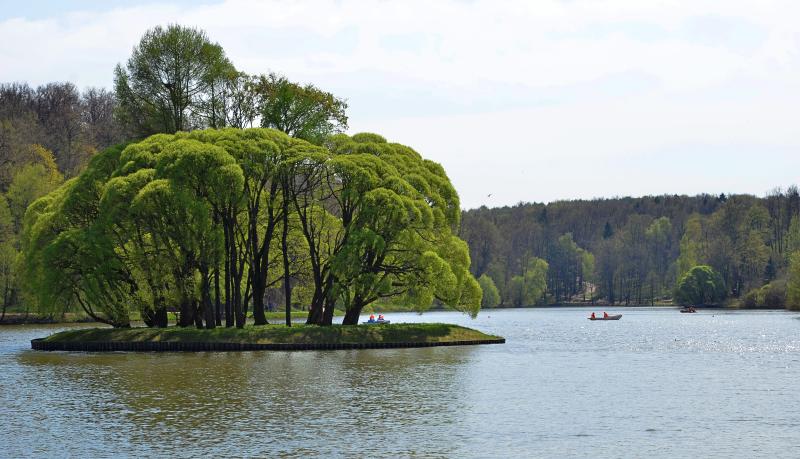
2, 308, 800, 458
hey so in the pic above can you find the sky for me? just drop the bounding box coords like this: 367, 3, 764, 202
1, 0, 799, 209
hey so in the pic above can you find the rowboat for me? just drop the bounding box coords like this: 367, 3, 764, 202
588, 314, 621, 321
362, 319, 391, 324
680, 307, 697, 313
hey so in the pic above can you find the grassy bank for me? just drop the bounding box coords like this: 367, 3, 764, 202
1, 308, 327, 326
41, 323, 502, 345
0, 313, 96, 325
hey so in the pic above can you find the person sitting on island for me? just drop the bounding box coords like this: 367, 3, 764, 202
368, 314, 375, 323
603, 311, 609, 318
590, 312, 596, 319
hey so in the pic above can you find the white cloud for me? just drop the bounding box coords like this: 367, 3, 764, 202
1, 0, 799, 207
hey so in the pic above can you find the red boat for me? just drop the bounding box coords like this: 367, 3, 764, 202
588, 314, 622, 321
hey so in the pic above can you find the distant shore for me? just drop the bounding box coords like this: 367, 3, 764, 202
3, 303, 789, 326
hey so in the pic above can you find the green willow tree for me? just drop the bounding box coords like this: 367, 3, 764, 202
674, 265, 726, 306
508, 257, 548, 306
20, 128, 481, 328
478, 274, 500, 308
287, 133, 480, 325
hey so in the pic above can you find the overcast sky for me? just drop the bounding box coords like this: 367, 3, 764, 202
2, 0, 799, 209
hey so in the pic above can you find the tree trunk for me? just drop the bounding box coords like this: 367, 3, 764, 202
224, 219, 234, 327
1, 283, 9, 322
142, 309, 156, 327
201, 266, 215, 329
153, 306, 168, 328
342, 307, 361, 325
250, 210, 266, 325
306, 283, 324, 325
282, 195, 292, 327
322, 294, 336, 326
194, 299, 204, 329
178, 298, 195, 327
252, 274, 268, 325
214, 267, 222, 326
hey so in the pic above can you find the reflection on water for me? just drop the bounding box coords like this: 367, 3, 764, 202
3, 309, 800, 458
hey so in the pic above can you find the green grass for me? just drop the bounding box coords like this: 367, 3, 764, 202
42, 323, 502, 345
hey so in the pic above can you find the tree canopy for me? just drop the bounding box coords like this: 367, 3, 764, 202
20, 128, 481, 327
252, 72, 348, 144
674, 265, 726, 306
114, 24, 235, 136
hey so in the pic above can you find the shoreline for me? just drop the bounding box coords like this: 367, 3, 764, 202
30, 323, 505, 352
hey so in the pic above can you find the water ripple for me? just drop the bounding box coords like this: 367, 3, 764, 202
2, 309, 800, 457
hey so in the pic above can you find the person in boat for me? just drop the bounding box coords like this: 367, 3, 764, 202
603, 312, 609, 318
368, 314, 375, 323
590, 312, 596, 319
378, 314, 384, 321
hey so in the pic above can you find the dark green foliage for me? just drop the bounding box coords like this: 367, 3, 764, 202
114, 24, 235, 135
462, 188, 800, 308
251, 73, 348, 145
742, 280, 786, 309
603, 221, 613, 239
674, 265, 726, 305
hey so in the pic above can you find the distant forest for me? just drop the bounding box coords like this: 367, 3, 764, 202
462, 190, 800, 309
0, 81, 127, 317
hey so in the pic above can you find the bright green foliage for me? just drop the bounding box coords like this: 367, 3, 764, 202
6, 159, 62, 232
508, 257, 548, 306
524, 258, 549, 305
507, 276, 525, 307
676, 215, 702, 280
20, 128, 479, 327
581, 251, 595, 284
478, 274, 500, 308
786, 251, 800, 310
674, 265, 726, 305
0, 147, 63, 318
296, 133, 480, 324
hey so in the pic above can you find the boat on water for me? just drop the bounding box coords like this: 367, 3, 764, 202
362, 319, 391, 324
680, 307, 697, 313
588, 314, 622, 321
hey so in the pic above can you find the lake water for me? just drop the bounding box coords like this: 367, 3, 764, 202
2, 308, 800, 458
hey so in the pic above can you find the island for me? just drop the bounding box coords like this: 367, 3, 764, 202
31, 323, 505, 352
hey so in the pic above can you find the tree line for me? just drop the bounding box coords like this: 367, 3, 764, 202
462, 190, 800, 309
2, 24, 479, 326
